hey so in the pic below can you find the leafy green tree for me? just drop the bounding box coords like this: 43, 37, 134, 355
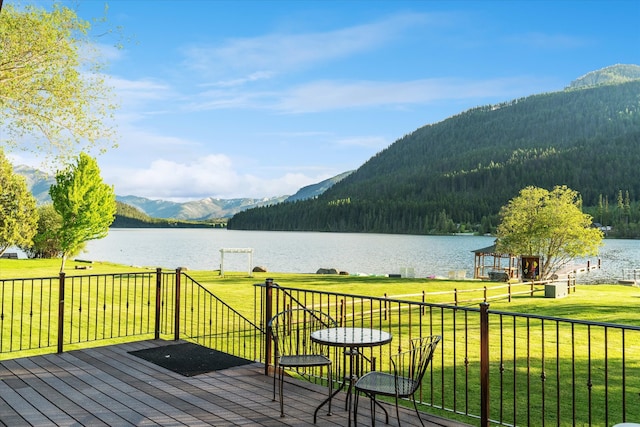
49, 153, 116, 271
495, 185, 603, 279
20, 204, 63, 259
0, 149, 39, 255
0, 2, 117, 161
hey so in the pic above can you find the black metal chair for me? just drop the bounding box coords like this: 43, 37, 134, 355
268, 308, 337, 421
353, 335, 441, 426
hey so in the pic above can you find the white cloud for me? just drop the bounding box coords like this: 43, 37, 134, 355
94, 43, 124, 62
107, 155, 235, 198
105, 155, 328, 200
5, 152, 42, 170
201, 71, 275, 88
183, 87, 278, 111
274, 76, 551, 113
241, 172, 330, 199
109, 76, 175, 109
105, 13, 553, 118
182, 13, 429, 81
184, 75, 552, 114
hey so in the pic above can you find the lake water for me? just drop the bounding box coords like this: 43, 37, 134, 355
74, 229, 640, 284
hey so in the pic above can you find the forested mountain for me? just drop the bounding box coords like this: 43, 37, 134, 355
112, 201, 224, 228
116, 194, 287, 220
228, 65, 640, 236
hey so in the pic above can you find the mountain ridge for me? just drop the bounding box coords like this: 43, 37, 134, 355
227, 64, 640, 235
567, 64, 640, 89
14, 166, 352, 220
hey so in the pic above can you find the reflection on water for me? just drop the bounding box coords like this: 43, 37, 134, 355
79, 229, 639, 283
574, 239, 640, 284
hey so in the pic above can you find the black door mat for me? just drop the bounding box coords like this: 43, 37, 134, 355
129, 342, 254, 377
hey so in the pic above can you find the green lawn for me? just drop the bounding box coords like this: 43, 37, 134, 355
0, 258, 154, 278
187, 270, 640, 327
3, 258, 639, 327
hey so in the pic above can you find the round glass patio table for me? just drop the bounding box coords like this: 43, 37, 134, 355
311, 327, 392, 349
310, 327, 392, 426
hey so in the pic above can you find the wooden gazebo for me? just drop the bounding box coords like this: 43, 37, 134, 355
472, 244, 519, 280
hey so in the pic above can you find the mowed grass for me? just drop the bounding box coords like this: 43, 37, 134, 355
0, 258, 154, 278
3, 258, 639, 326
187, 270, 640, 326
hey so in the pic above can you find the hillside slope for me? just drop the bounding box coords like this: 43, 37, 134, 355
228, 65, 640, 235
285, 170, 353, 202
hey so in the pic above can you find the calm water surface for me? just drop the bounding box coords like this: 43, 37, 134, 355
80, 229, 640, 283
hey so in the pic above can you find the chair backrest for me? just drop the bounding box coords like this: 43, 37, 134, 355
268, 308, 337, 358
391, 335, 441, 395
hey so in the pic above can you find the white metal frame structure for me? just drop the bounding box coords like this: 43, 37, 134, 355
219, 248, 254, 276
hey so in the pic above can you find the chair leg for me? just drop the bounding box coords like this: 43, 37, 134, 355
272, 360, 278, 402
327, 364, 333, 415
353, 390, 359, 426
279, 367, 285, 417
411, 397, 425, 427
377, 397, 390, 424
370, 395, 376, 427
315, 365, 333, 424
395, 396, 402, 427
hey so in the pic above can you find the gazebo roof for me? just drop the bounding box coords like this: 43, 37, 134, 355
471, 244, 516, 257
472, 244, 500, 254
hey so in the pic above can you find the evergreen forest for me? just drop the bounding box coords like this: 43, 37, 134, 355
228, 78, 640, 237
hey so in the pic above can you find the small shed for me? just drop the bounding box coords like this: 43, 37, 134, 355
472, 244, 519, 280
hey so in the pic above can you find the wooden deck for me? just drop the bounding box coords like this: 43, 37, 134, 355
0, 340, 472, 426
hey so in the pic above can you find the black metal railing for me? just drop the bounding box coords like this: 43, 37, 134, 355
62, 271, 158, 348
2, 271, 638, 426
177, 271, 265, 362
258, 280, 640, 427
0, 271, 167, 356
0, 276, 59, 354
0, 269, 263, 362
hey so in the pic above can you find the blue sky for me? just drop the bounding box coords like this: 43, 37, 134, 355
9, 0, 640, 201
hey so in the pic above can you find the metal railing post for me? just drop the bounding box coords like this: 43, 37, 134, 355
57, 272, 65, 354
264, 278, 274, 376
480, 302, 490, 427
155, 268, 162, 340
174, 268, 181, 341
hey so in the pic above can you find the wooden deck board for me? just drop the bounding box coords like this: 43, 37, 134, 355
0, 340, 472, 426
40, 352, 164, 426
